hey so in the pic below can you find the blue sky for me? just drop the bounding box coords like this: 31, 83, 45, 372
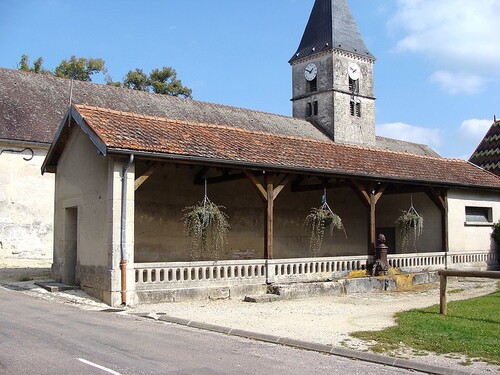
1, 0, 498, 159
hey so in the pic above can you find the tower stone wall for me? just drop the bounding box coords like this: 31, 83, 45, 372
291, 51, 375, 145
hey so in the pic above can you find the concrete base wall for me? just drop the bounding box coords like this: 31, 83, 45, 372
137, 284, 268, 304
135, 272, 440, 304
79, 264, 112, 304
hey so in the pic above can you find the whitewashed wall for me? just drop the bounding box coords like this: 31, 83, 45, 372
0, 142, 53, 259
448, 189, 500, 252
51, 127, 134, 306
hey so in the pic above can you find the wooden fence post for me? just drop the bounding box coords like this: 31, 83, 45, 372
439, 272, 447, 315
438, 269, 500, 315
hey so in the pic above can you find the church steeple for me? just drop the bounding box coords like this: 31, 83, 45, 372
290, 0, 374, 63
290, 0, 376, 146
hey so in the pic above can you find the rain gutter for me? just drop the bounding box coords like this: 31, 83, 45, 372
120, 154, 134, 306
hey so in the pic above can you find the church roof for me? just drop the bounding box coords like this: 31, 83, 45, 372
0, 68, 325, 145
469, 120, 500, 176
290, 0, 375, 63
43, 104, 500, 191
0, 67, 436, 157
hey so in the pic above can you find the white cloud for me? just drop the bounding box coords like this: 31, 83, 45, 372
430, 71, 484, 95
458, 118, 492, 141
390, 0, 500, 93
376, 122, 441, 147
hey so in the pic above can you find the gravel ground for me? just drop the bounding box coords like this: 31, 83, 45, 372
1, 256, 499, 374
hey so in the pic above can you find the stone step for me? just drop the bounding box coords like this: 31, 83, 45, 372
34, 281, 78, 292
244, 294, 283, 303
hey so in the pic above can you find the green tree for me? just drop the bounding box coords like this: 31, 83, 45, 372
16, 55, 192, 98
54, 56, 107, 81
18, 54, 49, 74
122, 68, 150, 91
122, 66, 192, 98
149, 67, 192, 98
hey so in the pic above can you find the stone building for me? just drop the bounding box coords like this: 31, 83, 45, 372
1, 0, 499, 306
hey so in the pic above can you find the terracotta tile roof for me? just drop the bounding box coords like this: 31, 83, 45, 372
71, 105, 500, 189
469, 120, 500, 176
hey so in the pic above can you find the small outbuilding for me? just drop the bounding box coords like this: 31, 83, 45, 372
42, 103, 500, 306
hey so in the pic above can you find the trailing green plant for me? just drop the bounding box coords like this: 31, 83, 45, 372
182, 188, 229, 261
395, 205, 423, 252
492, 220, 500, 251
304, 196, 345, 257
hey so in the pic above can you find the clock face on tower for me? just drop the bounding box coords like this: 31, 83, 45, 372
348, 62, 361, 80
304, 63, 318, 81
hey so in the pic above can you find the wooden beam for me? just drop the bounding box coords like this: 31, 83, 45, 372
134, 162, 161, 191
426, 187, 447, 211
194, 171, 246, 185
291, 175, 306, 191
193, 167, 209, 184
349, 180, 370, 207
291, 180, 351, 193
373, 184, 387, 204
383, 185, 431, 195
272, 174, 292, 200
243, 170, 267, 201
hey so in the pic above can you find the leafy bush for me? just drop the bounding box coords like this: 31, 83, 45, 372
492, 220, 500, 251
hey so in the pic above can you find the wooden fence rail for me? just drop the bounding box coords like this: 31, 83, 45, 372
438, 270, 500, 315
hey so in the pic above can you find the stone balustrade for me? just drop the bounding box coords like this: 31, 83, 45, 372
135, 259, 267, 290
134, 251, 498, 290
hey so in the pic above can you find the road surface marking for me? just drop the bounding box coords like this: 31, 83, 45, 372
77, 358, 122, 375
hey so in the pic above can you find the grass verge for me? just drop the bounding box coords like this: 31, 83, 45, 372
352, 287, 500, 365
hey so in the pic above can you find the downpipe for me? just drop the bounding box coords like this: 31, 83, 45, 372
120, 154, 134, 306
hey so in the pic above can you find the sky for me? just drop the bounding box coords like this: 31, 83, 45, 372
1, 0, 499, 159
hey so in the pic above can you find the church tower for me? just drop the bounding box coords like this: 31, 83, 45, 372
290, 0, 376, 146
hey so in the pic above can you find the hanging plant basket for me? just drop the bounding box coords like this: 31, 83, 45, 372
395, 204, 423, 252
182, 182, 230, 261
304, 193, 346, 257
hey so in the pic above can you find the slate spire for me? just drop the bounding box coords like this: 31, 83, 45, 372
290, 0, 375, 63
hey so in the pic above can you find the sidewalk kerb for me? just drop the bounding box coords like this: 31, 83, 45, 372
151, 314, 476, 375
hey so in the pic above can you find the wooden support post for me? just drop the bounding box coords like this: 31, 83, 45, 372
369, 196, 377, 256
426, 188, 449, 256
440, 272, 448, 315
438, 270, 500, 315
264, 174, 274, 260
350, 181, 386, 256
243, 170, 292, 261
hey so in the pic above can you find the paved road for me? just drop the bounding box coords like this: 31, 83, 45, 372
0, 287, 419, 375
